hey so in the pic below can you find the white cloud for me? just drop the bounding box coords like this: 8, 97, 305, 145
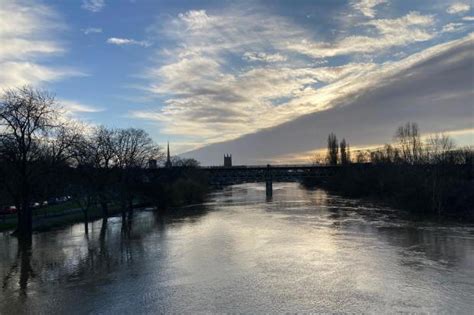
59, 99, 103, 114
81, 0, 105, 13
82, 27, 102, 35
442, 22, 467, 33
107, 37, 151, 47
181, 34, 474, 164
287, 12, 435, 58
177, 10, 214, 30
0, 62, 84, 89
446, 3, 470, 14
462, 16, 474, 21
131, 7, 455, 149
0, 0, 81, 90
351, 0, 388, 18
242, 52, 287, 63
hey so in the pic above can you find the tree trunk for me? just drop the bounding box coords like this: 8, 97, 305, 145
121, 199, 127, 222
83, 209, 89, 235
100, 200, 108, 218
18, 238, 33, 296
127, 197, 134, 216
16, 203, 32, 241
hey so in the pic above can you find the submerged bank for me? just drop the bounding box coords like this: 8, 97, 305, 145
302, 164, 474, 221
0, 168, 209, 234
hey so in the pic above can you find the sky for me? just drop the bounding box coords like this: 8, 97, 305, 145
1, 0, 473, 164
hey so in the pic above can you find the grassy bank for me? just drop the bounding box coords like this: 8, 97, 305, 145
0, 204, 125, 233
0, 169, 210, 233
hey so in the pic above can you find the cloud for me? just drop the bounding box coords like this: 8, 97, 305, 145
287, 11, 435, 58
0, 1, 64, 62
446, 3, 470, 14
107, 37, 151, 47
242, 52, 287, 63
130, 7, 442, 147
59, 99, 103, 113
351, 0, 388, 18
177, 10, 214, 30
180, 34, 474, 164
81, 0, 105, 13
0, 0, 81, 90
462, 16, 474, 21
442, 22, 467, 33
82, 27, 102, 35
0, 62, 84, 89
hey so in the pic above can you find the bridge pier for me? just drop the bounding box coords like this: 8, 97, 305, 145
266, 179, 272, 198
265, 164, 272, 198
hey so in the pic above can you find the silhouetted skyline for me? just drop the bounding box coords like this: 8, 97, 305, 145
1, 0, 472, 164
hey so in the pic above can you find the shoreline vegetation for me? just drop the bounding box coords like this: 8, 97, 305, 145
0, 169, 209, 234
303, 123, 473, 221
0, 86, 208, 238
1, 86, 472, 236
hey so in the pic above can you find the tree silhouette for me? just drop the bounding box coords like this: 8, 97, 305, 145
327, 133, 338, 165
0, 86, 61, 240
340, 138, 349, 165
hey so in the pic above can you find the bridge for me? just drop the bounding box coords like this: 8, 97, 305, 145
201, 164, 338, 197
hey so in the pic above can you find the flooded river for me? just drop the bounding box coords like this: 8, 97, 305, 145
1, 183, 473, 313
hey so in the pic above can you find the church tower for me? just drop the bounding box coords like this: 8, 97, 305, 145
224, 154, 232, 167
165, 142, 172, 168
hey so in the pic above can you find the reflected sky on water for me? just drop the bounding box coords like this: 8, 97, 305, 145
1, 183, 473, 313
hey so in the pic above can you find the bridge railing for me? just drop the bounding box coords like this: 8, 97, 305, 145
200, 164, 335, 169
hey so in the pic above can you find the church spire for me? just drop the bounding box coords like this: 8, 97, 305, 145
165, 141, 172, 168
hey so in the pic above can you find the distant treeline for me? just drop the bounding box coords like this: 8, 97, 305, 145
304, 122, 474, 220
0, 86, 207, 239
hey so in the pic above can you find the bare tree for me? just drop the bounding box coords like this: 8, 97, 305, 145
355, 150, 369, 163
340, 138, 349, 165
370, 144, 401, 164
171, 157, 200, 167
0, 86, 60, 239
427, 133, 455, 164
394, 122, 423, 164
327, 133, 338, 165
73, 126, 116, 219
113, 128, 159, 169
71, 167, 96, 235
346, 144, 351, 164
112, 128, 160, 219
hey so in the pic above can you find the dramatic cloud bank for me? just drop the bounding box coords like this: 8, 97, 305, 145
181, 35, 474, 165
131, 4, 444, 147
0, 0, 82, 89
1, 0, 471, 157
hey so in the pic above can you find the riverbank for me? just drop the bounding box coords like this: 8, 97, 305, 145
302, 164, 474, 221
0, 204, 126, 233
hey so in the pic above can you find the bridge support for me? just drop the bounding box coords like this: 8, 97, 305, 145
265, 164, 272, 198
266, 180, 272, 198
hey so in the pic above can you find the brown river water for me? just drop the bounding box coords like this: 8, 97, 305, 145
1, 183, 473, 313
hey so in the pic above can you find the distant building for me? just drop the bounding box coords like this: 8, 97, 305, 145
224, 154, 232, 167
165, 142, 172, 168
148, 159, 157, 169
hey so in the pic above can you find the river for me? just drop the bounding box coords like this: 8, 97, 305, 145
1, 183, 473, 313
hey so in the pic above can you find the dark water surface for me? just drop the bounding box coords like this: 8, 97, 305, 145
1, 183, 473, 313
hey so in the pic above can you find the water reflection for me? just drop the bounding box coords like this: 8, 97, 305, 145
0, 183, 473, 313
2, 238, 33, 297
